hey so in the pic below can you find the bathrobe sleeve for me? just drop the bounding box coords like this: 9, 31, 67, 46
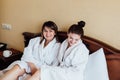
3, 38, 40, 73
70, 47, 89, 71
21, 37, 40, 65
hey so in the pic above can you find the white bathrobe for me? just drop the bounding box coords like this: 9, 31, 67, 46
3, 37, 60, 76
40, 39, 89, 80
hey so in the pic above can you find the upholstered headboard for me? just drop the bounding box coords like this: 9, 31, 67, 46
22, 31, 120, 80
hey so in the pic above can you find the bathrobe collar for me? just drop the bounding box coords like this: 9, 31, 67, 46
41, 38, 57, 49
59, 39, 82, 63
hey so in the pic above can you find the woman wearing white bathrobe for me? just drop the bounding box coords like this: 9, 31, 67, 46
28, 21, 89, 80
0, 21, 60, 80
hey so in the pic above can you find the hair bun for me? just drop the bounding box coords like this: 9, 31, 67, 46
78, 21, 85, 28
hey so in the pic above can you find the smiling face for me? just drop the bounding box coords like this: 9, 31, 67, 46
43, 26, 56, 42
67, 32, 81, 47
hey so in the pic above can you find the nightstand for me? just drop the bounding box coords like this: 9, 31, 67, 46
0, 42, 7, 51
0, 48, 23, 70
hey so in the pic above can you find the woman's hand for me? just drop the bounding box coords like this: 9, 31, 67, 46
27, 62, 38, 75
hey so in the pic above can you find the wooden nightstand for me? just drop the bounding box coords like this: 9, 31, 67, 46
0, 48, 23, 70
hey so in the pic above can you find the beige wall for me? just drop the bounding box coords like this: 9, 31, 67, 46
0, 0, 2, 41
0, 0, 120, 51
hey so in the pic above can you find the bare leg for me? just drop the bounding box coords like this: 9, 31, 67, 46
27, 69, 40, 80
0, 70, 8, 77
0, 64, 25, 80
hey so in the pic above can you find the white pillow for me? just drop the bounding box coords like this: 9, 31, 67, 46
84, 48, 109, 80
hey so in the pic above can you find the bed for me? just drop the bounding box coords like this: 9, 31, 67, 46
23, 31, 120, 80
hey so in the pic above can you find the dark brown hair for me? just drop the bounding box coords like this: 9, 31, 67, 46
40, 21, 58, 43
68, 21, 85, 37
